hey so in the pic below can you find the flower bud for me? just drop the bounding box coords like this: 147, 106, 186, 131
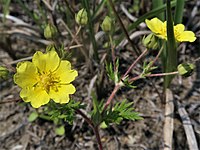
177, 63, 195, 77
44, 23, 58, 39
142, 33, 158, 50
75, 9, 88, 26
101, 16, 112, 33
0, 66, 9, 80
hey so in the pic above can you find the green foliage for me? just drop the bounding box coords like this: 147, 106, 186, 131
55, 125, 65, 136
43, 100, 85, 125
2, 0, 11, 22
91, 94, 103, 126
165, 0, 177, 88
177, 63, 195, 77
103, 100, 142, 126
0, 66, 9, 80
105, 59, 120, 84
142, 33, 159, 50
91, 97, 142, 127
28, 111, 39, 122
121, 77, 137, 89
44, 23, 58, 39
75, 8, 88, 26
101, 16, 112, 33
142, 61, 157, 77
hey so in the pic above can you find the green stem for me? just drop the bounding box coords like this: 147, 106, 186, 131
164, 0, 177, 89
129, 71, 178, 82
82, 0, 99, 61
152, 0, 164, 20
109, 34, 116, 71
174, 0, 185, 24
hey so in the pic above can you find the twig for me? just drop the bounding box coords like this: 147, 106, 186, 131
8, 56, 33, 65
176, 101, 199, 150
163, 89, 174, 150
123, 49, 148, 79
107, 0, 140, 57
65, 26, 82, 52
58, 19, 89, 60
117, 31, 150, 49
0, 98, 21, 104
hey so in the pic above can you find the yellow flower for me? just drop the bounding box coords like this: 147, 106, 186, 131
145, 17, 196, 42
14, 50, 78, 108
174, 24, 196, 42
145, 17, 167, 40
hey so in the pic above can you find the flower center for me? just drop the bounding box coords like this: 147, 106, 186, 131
38, 72, 60, 93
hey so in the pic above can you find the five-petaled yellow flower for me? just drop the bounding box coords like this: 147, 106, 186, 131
14, 50, 78, 108
145, 17, 196, 42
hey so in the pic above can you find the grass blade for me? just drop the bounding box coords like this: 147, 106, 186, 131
174, 0, 185, 24
165, 0, 177, 88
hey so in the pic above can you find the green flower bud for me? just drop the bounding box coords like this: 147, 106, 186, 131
44, 23, 58, 39
142, 33, 158, 50
101, 16, 112, 33
0, 66, 9, 80
75, 9, 88, 26
177, 63, 195, 77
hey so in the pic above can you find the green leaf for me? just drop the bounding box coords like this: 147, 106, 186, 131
91, 94, 102, 126
28, 111, 38, 122
103, 100, 142, 126
105, 61, 115, 81
55, 126, 65, 136
42, 100, 84, 125
164, 0, 177, 88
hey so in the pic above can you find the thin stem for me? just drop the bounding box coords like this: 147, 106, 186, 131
109, 34, 116, 71
103, 84, 121, 112
129, 71, 178, 82
107, 0, 140, 57
146, 71, 178, 77
150, 44, 164, 67
94, 126, 103, 150
75, 109, 103, 150
123, 49, 148, 79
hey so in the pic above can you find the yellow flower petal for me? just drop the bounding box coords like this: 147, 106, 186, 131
174, 24, 185, 33
49, 84, 76, 104
174, 24, 196, 42
54, 61, 78, 83
14, 61, 38, 88
145, 18, 166, 39
20, 87, 50, 108
177, 31, 196, 42
32, 50, 60, 73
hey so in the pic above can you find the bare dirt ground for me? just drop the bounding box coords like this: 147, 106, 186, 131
0, 1, 200, 150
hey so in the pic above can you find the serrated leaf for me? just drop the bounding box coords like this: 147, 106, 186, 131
28, 111, 38, 122
106, 61, 115, 81
55, 126, 65, 136
103, 100, 142, 126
